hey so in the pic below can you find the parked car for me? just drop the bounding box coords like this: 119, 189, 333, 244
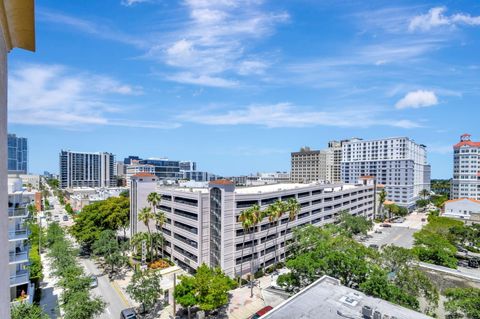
62, 215, 68, 221
250, 306, 273, 319
468, 259, 479, 269
369, 244, 379, 250
457, 260, 469, 267
374, 230, 382, 234
381, 223, 392, 228
89, 275, 98, 289
120, 308, 137, 319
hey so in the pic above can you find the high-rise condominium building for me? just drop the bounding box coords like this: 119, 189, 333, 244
59, 150, 116, 189
8, 176, 35, 304
7, 134, 28, 174
291, 147, 329, 183
341, 137, 430, 209
451, 134, 480, 200
131, 177, 376, 277
180, 160, 197, 171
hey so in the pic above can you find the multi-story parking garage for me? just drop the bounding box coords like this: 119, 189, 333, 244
130, 174, 377, 277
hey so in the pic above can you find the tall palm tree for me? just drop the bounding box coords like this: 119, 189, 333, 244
378, 189, 387, 220
419, 189, 430, 201
238, 208, 253, 282
248, 204, 261, 297
138, 207, 154, 260
261, 205, 276, 269
272, 200, 286, 264
147, 192, 161, 214
283, 198, 300, 258
154, 211, 167, 258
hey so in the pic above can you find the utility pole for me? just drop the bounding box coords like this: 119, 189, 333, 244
173, 273, 176, 318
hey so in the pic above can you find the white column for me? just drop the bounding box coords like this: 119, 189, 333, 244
0, 34, 11, 318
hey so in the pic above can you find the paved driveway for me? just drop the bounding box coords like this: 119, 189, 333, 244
362, 226, 418, 249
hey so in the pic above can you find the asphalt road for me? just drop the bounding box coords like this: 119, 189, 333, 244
79, 257, 130, 319
42, 192, 130, 319
362, 226, 417, 249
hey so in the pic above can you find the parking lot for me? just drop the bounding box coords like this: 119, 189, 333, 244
361, 226, 417, 249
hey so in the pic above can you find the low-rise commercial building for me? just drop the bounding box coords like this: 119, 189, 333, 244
131, 177, 376, 277
443, 198, 480, 220
66, 187, 128, 211
262, 275, 431, 319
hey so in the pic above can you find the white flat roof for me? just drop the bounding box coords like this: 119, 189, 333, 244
158, 182, 359, 195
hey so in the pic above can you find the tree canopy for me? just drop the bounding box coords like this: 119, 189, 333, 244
337, 211, 373, 236
444, 288, 480, 319
70, 196, 129, 248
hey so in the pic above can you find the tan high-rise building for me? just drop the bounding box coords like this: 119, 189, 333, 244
291, 147, 329, 183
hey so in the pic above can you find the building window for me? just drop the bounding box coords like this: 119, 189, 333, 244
210, 188, 222, 268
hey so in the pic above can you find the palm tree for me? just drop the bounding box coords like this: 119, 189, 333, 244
154, 211, 167, 258
272, 200, 286, 264
283, 198, 300, 258
150, 232, 164, 259
248, 204, 261, 297
385, 203, 399, 220
261, 205, 276, 269
378, 189, 387, 220
419, 189, 430, 201
238, 208, 253, 282
138, 207, 154, 260
147, 192, 161, 214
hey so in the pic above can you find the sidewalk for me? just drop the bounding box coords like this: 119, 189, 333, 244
39, 252, 61, 318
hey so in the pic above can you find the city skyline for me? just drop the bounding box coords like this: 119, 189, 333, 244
8, 0, 480, 178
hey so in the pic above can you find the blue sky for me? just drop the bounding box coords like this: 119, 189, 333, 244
8, 0, 480, 178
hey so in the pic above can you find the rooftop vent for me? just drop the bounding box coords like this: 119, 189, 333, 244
373, 310, 382, 319
362, 305, 373, 319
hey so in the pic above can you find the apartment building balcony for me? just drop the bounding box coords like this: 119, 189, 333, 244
9, 248, 29, 264
8, 228, 30, 241
10, 270, 30, 287
8, 207, 28, 218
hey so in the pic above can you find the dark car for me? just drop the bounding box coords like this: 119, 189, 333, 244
468, 259, 479, 269
250, 306, 273, 319
120, 308, 137, 319
369, 244, 379, 250
89, 275, 98, 289
380, 223, 392, 228
63, 215, 68, 221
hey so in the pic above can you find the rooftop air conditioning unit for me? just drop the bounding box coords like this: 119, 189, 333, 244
362, 305, 373, 319
374, 310, 382, 319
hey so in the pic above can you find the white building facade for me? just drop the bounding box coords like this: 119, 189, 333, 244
443, 198, 480, 220
341, 137, 430, 209
59, 150, 116, 189
126, 163, 155, 187
131, 178, 376, 277
451, 134, 480, 200
8, 177, 34, 304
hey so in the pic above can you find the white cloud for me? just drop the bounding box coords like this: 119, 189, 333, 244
395, 90, 438, 109
154, 0, 289, 86
9, 64, 176, 129
409, 7, 480, 31
166, 72, 238, 88
177, 103, 421, 129
121, 0, 150, 6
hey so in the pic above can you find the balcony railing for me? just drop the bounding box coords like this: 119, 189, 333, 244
10, 270, 29, 287
9, 250, 29, 264
8, 207, 28, 218
8, 229, 30, 241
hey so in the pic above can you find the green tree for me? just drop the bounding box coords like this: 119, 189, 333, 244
153, 211, 167, 258
119, 190, 129, 198
272, 200, 286, 264
261, 205, 275, 269
385, 203, 399, 220
413, 230, 457, 268
11, 302, 49, 319
178, 264, 237, 314
126, 269, 163, 313
70, 196, 130, 249
416, 199, 429, 209
65, 203, 74, 215
283, 198, 300, 255
62, 290, 105, 319
337, 211, 373, 236
419, 189, 430, 201
238, 207, 254, 279
377, 189, 387, 220
444, 288, 480, 319
174, 276, 197, 319
92, 230, 128, 274
138, 206, 154, 259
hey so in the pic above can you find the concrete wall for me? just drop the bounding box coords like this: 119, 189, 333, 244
0, 27, 10, 318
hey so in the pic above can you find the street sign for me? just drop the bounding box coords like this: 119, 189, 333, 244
141, 240, 146, 265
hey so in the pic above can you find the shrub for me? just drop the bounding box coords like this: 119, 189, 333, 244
148, 259, 170, 270
254, 269, 264, 279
